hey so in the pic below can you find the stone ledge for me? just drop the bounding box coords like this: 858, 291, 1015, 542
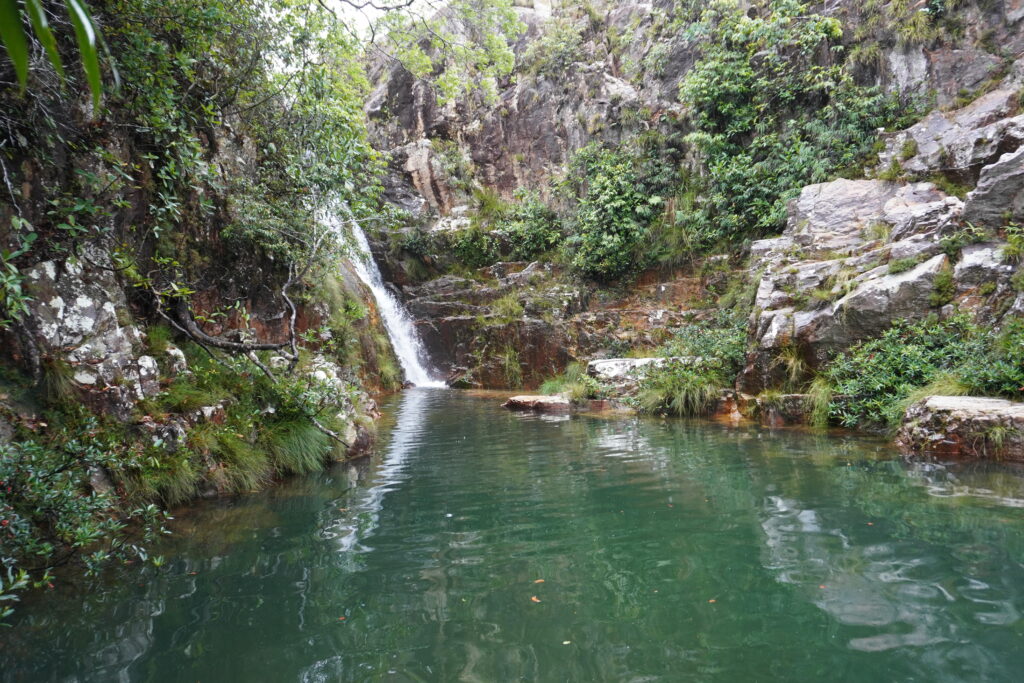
897, 396, 1024, 461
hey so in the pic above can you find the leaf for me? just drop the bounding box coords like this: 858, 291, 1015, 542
25, 0, 64, 79
65, 0, 101, 109
0, 0, 29, 89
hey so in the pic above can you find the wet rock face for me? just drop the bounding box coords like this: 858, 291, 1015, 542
397, 257, 725, 390
22, 247, 161, 417
897, 396, 1024, 461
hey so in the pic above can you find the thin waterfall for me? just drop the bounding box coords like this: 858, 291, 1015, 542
339, 208, 444, 388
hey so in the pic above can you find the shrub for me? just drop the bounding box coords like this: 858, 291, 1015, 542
1, 421, 169, 622
821, 316, 983, 428
448, 227, 501, 269
637, 310, 747, 416
957, 319, 1024, 400
940, 223, 991, 260
500, 199, 563, 261
675, 0, 917, 250
540, 362, 602, 404
1001, 224, 1024, 263
566, 149, 656, 281
521, 17, 585, 77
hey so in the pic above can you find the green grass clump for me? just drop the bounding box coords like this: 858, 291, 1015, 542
540, 362, 601, 404
261, 416, 330, 475
888, 257, 919, 274
930, 174, 972, 200
636, 309, 746, 416
900, 138, 918, 160
929, 269, 955, 307
161, 381, 225, 413
146, 324, 174, 355
638, 360, 721, 416
499, 346, 523, 389
491, 293, 525, 322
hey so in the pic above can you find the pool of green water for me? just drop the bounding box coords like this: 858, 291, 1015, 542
5, 389, 1024, 681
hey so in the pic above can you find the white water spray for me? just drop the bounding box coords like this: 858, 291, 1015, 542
341, 210, 444, 388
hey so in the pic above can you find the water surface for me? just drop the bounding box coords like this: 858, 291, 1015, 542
6, 390, 1024, 681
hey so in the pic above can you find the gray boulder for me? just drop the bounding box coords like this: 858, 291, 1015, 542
879, 89, 1024, 182
23, 249, 159, 416
963, 147, 1024, 229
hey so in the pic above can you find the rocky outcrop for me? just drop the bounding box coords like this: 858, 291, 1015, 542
740, 178, 966, 393
369, 3, 1024, 218
877, 88, 1024, 183
897, 396, 1024, 461
741, 76, 1024, 394
21, 245, 161, 419
964, 146, 1024, 228
586, 357, 693, 395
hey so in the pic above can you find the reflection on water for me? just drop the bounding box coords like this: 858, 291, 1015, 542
6, 392, 1024, 682
322, 388, 437, 559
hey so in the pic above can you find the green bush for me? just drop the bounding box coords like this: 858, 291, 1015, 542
500, 199, 563, 260
675, 0, 918, 250
521, 17, 585, 77
540, 362, 602, 404
567, 150, 652, 280
659, 310, 747, 374
821, 316, 983, 428
0, 420, 169, 622
563, 144, 676, 281
448, 227, 501, 268
957, 319, 1024, 400
637, 310, 747, 416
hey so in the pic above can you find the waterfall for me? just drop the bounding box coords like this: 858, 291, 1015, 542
341, 211, 444, 388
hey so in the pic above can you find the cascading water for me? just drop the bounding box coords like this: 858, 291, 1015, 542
342, 211, 444, 388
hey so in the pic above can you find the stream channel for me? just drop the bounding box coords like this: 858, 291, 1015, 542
5, 389, 1024, 681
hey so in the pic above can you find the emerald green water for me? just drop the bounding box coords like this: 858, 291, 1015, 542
5, 389, 1024, 681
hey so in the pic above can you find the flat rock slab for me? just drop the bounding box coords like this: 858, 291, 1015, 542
897, 396, 1024, 461
588, 358, 666, 381
502, 395, 572, 413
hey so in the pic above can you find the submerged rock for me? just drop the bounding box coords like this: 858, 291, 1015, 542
897, 396, 1024, 461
